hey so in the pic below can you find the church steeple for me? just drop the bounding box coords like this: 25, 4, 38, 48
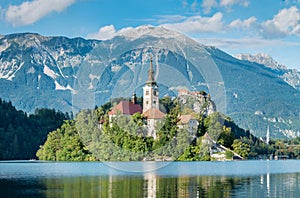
146, 57, 156, 85
143, 56, 159, 112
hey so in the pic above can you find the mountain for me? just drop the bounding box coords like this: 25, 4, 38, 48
0, 26, 300, 139
234, 53, 300, 91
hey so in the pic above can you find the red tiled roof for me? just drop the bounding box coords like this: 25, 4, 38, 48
108, 101, 142, 115
143, 108, 165, 119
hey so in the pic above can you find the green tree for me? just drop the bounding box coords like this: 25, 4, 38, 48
36, 121, 95, 161
232, 139, 250, 159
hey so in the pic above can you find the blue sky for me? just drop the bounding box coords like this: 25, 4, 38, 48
0, 0, 300, 69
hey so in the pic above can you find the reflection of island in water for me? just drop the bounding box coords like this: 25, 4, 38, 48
4, 173, 299, 197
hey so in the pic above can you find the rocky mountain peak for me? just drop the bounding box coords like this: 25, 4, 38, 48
234, 52, 300, 91
234, 52, 287, 71
117, 25, 187, 41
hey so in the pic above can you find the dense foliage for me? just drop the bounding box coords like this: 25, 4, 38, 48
34, 100, 300, 161
36, 121, 95, 161
0, 98, 69, 160
36, 97, 274, 161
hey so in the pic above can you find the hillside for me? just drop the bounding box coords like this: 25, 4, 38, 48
0, 98, 68, 160
0, 26, 300, 139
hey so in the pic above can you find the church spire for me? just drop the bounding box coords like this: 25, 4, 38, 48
146, 57, 156, 85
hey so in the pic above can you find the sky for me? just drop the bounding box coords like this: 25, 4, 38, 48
0, 0, 300, 70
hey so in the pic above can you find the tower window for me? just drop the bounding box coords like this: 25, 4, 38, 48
146, 91, 149, 95
153, 90, 157, 96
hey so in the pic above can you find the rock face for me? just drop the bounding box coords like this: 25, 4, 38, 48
234, 53, 300, 91
1, 26, 300, 139
177, 90, 216, 116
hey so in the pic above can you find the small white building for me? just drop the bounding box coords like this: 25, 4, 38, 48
143, 108, 165, 139
177, 114, 199, 134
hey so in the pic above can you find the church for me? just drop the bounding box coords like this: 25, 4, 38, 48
108, 58, 165, 139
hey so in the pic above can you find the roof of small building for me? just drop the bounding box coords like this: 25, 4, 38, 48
178, 89, 190, 94
178, 114, 197, 125
108, 100, 142, 116
202, 132, 214, 143
143, 108, 165, 119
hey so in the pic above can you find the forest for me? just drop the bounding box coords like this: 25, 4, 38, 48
0, 98, 69, 160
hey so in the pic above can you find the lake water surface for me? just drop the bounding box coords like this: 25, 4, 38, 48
0, 160, 299, 197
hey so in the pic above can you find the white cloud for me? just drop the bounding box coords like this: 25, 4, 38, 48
87, 25, 134, 40
197, 37, 300, 50
220, 0, 249, 7
156, 15, 187, 24
229, 16, 257, 29
260, 6, 300, 38
88, 25, 117, 40
226, 6, 300, 39
201, 0, 249, 13
5, 0, 75, 26
162, 12, 224, 34
201, 0, 218, 13
88, 6, 300, 42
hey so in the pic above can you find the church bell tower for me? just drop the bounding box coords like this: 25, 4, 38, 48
143, 57, 159, 112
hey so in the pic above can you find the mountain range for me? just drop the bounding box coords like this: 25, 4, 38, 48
234, 53, 300, 91
0, 26, 299, 139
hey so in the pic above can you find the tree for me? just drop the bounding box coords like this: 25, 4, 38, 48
232, 139, 250, 159
36, 121, 95, 161
205, 112, 224, 141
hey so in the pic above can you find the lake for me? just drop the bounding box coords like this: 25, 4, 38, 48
0, 160, 299, 197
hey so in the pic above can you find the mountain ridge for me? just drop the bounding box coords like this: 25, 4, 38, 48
234, 53, 300, 91
0, 27, 300, 139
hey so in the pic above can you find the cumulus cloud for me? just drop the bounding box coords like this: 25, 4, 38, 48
87, 25, 117, 40
5, 0, 76, 26
201, 0, 249, 13
88, 13, 224, 40
260, 6, 300, 38
87, 25, 134, 40
227, 6, 300, 39
162, 12, 224, 34
88, 6, 300, 42
229, 16, 257, 29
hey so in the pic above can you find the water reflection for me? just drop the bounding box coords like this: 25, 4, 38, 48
1, 173, 299, 197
